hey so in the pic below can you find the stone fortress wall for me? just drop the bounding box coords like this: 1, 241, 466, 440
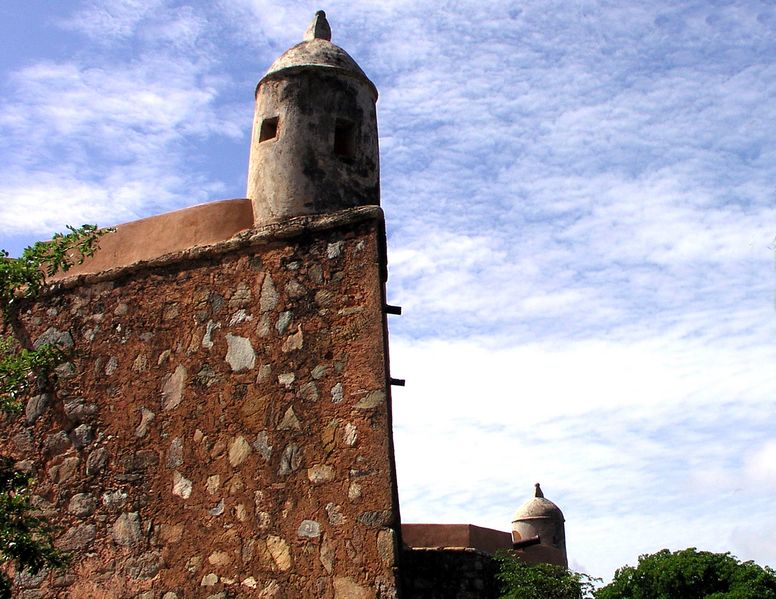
1, 208, 401, 598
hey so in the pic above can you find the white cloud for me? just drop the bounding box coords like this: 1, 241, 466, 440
0, 4, 247, 238
745, 441, 776, 490
60, 0, 168, 41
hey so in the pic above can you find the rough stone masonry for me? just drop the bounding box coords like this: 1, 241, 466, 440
0, 208, 401, 598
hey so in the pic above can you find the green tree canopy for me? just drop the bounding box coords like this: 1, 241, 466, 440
596, 548, 776, 599
495, 550, 597, 599
0, 225, 107, 596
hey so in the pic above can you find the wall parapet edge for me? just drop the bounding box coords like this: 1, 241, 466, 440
47, 205, 386, 293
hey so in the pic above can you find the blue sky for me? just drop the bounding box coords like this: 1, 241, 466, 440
2, 0, 775, 582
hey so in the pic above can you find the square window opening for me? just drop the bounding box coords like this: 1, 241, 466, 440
334, 119, 356, 158
259, 117, 279, 143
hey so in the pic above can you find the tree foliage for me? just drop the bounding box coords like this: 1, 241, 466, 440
596, 548, 776, 599
0, 459, 67, 596
0, 337, 64, 413
0, 224, 104, 322
496, 550, 598, 599
0, 224, 108, 596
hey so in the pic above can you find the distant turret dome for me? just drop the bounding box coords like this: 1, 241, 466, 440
512, 483, 565, 523
511, 483, 568, 567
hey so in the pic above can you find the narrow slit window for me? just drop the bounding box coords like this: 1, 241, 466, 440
333, 119, 356, 158
259, 117, 279, 143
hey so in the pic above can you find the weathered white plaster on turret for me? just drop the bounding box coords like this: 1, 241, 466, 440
246, 11, 380, 225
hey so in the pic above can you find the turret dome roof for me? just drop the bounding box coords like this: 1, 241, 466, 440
512, 483, 565, 522
260, 11, 375, 96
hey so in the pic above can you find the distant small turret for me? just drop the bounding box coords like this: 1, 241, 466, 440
511, 483, 568, 567
246, 10, 380, 225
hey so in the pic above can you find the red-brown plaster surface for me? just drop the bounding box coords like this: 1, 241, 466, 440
401, 524, 512, 556
53, 198, 254, 279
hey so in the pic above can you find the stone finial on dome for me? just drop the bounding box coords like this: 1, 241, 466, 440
304, 10, 332, 41
534, 483, 544, 498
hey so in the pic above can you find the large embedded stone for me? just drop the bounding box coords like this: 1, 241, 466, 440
48, 456, 80, 483
135, 407, 155, 438
112, 512, 143, 547
206, 475, 220, 495
228, 436, 252, 467
172, 471, 193, 499
260, 275, 278, 312
331, 383, 344, 403
320, 537, 334, 573
70, 424, 93, 448
253, 431, 273, 461
278, 372, 295, 387
326, 502, 344, 525
16, 566, 49, 589
333, 577, 372, 599
208, 550, 232, 566
285, 279, 306, 298
102, 490, 128, 511
104, 356, 118, 375
167, 437, 184, 469
161, 364, 187, 410
58, 524, 96, 551
377, 529, 397, 567
208, 498, 224, 516
299, 381, 318, 401
229, 309, 252, 326
348, 482, 362, 502
34, 327, 73, 349
202, 320, 221, 349
68, 493, 97, 518
63, 397, 98, 423
265, 536, 291, 571
308, 464, 335, 484
278, 444, 302, 476
25, 394, 50, 423
126, 551, 163, 580
229, 282, 252, 308
225, 335, 256, 371
132, 353, 148, 372
194, 364, 219, 387
278, 406, 301, 431
242, 577, 258, 589
327, 242, 343, 259
311, 364, 328, 379
297, 519, 321, 538
12, 430, 32, 453
358, 510, 393, 528
275, 311, 292, 334
86, 447, 109, 475
344, 423, 358, 446
355, 390, 384, 410
281, 326, 304, 352
44, 431, 72, 456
